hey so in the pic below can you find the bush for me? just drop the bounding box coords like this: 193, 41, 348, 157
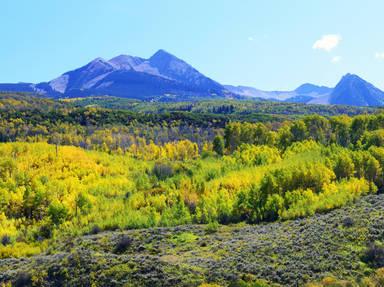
152, 162, 175, 180
114, 236, 132, 253
342, 217, 354, 228
37, 224, 53, 240
205, 221, 219, 234
1, 235, 11, 246
213, 136, 225, 156
362, 243, 384, 268
13, 272, 32, 287
90, 225, 102, 235
229, 279, 272, 287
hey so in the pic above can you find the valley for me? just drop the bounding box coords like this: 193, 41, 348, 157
0, 93, 383, 286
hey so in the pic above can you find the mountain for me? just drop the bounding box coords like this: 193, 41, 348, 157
227, 76, 384, 107
328, 74, 384, 106
0, 50, 228, 101
223, 85, 271, 99
294, 83, 332, 97
1, 53, 384, 106
225, 83, 332, 103
0, 83, 35, 93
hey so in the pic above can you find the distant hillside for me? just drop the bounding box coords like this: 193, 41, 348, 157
225, 83, 332, 103
227, 75, 384, 107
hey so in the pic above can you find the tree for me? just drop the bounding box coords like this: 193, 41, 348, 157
330, 115, 351, 147
333, 153, 355, 179
351, 115, 369, 144
364, 156, 381, 183
75, 192, 92, 216
48, 201, 68, 225
303, 115, 330, 144
213, 136, 225, 156
290, 120, 307, 142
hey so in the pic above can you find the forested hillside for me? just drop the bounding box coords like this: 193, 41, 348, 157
0, 93, 384, 286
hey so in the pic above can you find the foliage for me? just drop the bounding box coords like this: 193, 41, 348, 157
0, 92, 383, 263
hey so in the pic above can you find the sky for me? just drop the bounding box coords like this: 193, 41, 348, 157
1, 0, 384, 90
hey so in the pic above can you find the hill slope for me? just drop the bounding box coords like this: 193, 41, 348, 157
1, 194, 384, 286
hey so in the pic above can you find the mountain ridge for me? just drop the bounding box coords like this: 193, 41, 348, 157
0, 50, 383, 106
0, 50, 229, 101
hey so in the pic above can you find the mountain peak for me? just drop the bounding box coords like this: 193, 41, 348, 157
341, 73, 362, 81
294, 83, 332, 96
149, 49, 180, 67
83, 57, 115, 71
108, 54, 144, 69
88, 57, 109, 65
151, 49, 175, 58
329, 74, 384, 106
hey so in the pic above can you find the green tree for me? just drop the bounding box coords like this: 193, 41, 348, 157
290, 120, 307, 142
75, 192, 92, 216
48, 201, 68, 225
334, 153, 355, 179
213, 136, 225, 156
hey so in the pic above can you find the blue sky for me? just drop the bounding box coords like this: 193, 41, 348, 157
1, 0, 384, 90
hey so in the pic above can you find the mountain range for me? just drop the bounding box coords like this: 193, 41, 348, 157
0, 49, 384, 106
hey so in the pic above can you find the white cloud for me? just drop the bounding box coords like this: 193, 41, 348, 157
248, 36, 254, 41
313, 34, 341, 52
375, 52, 384, 60
331, 56, 341, 63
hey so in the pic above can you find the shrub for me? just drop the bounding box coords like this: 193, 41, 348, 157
90, 225, 102, 235
171, 232, 198, 245
228, 279, 272, 287
36, 224, 53, 240
213, 136, 225, 156
205, 221, 219, 234
114, 236, 132, 253
362, 243, 384, 268
206, 170, 219, 181
152, 162, 175, 180
1, 235, 11, 246
342, 217, 354, 228
13, 272, 32, 287
372, 267, 384, 286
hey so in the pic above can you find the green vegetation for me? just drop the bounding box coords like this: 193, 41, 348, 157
64, 96, 382, 117
2, 194, 384, 286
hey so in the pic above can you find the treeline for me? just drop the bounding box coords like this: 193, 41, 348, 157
0, 118, 218, 152
223, 113, 384, 152
67, 96, 382, 116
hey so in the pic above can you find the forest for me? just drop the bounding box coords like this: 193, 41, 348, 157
0, 93, 384, 286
